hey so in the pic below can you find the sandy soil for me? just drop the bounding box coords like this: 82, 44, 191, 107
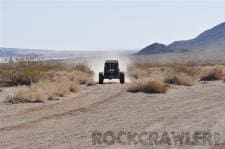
0, 80, 225, 149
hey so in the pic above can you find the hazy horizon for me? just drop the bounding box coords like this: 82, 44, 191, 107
1, 0, 225, 51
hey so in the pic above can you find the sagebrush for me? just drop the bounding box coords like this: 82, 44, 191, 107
127, 79, 167, 93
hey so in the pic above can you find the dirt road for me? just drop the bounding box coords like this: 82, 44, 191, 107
0, 81, 225, 149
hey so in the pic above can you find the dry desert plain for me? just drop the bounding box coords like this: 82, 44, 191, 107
0, 54, 225, 149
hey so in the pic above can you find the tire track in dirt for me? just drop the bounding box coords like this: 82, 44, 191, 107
0, 86, 126, 132
0, 86, 101, 118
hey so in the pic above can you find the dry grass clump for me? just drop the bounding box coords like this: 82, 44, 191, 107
200, 68, 225, 81
6, 78, 79, 104
165, 73, 194, 86
127, 79, 167, 93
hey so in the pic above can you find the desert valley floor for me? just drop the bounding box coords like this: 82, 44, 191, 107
0, 81, 225, 149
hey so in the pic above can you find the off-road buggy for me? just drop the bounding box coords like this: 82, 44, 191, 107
99, 60, 125, 84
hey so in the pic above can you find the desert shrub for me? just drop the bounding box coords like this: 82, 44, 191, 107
3, 59, 96, 103
0, 57, 42, 85
4, 62, 96, 103
200, 68, 225, 81
165, 73, 194, 86
128, 63, 152, 79
55, 63, 95, 85
0, 58, 95, 86
72, 63, 92, 74
129, 68, 150, 79
128, 62, 199, 81
168, 63, 199, 77
74, 72, 93, 85
0, 57, 63, 86
127, 79, 167, 93
6, 78, 79, 104
45, 70, 95, 86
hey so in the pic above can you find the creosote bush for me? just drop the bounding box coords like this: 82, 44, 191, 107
127, 79, 167, 94
164, 73, 194, 86
200, 68, 225, 81
0, 57, 63, 86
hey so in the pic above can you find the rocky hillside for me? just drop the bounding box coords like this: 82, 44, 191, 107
137, 21, 225, 55
169, 22, 225, 51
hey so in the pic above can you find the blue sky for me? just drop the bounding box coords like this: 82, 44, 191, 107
0, 0, 225, 51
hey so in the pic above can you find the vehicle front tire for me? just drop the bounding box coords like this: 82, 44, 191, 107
99, 72, 104, 84
120, 72, 125, 84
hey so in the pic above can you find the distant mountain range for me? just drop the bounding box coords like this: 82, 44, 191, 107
1, 21, 224, 57
0, 48, 50, 57
0, 47, 135, 59
137, 21, 225, 55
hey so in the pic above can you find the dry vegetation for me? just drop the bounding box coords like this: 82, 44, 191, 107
128, 63, 200, 79
200, 67, 225, 81
127, 79, 167, 93
128, 63, 152, 79
127, 62, 225, 93
1, 57, 95, 104
165, 73, 194, 86
0, 57, 51, 86
6, 79, 79, 103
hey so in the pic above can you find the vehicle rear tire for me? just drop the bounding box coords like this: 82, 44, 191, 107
99, 72, 104, 84
120, 72, 125, 84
